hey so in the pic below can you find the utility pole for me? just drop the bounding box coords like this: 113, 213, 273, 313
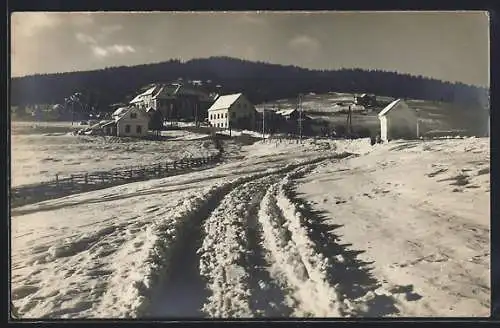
194, 101, 198, 128
298, 94, 303, 143
346, 104, 353, 137
262, 103, 266, 141
415, 109, 420, 139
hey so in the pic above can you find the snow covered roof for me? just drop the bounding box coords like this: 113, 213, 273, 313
208, 93, 242, 111
378, 99, 404, 117
277, 109, 296, 116
102, 121, 117, 127
153, 84, 182, 99
89, 119, 114, 129
114, 107, 148, 122
130, 85, 159, 103
112, 107, 130, 117
142, 85, 159, 96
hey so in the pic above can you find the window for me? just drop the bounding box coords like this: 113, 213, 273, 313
125, 125, 131, 134
225, 113, 227, 118
136, 125, 142, 134
130, 112, 137, 119
217, 113, 220, 119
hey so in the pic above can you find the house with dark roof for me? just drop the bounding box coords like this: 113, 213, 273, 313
130, 82, 213, 124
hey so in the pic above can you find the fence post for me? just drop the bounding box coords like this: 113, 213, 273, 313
158, 163, 161, 175
165, 162, 169, 172
173, 161, 177, 170
101, 173, 105, 184
85, 173, 88, 184
55, 174, 59, 186
70, 174, 74, 185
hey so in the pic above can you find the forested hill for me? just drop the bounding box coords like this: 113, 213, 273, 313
10, 56, 489, 110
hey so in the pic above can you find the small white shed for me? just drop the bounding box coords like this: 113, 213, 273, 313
378, 99, 419, 142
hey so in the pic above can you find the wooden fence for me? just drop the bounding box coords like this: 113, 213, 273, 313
10, 152, 223, 208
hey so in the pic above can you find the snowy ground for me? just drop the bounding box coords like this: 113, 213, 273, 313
296, 138, 490, 317
11, 130, 217, 187
11, 137, 490, 318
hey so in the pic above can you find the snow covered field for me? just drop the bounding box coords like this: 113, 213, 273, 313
11, 136, 490, 318
11, 125, 217, 187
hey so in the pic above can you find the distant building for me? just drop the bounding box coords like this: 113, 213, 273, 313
378, 99, 418, 142
208, 93, 256, 130
276, 109, 300, 121
355, 94, 377, 107
130, 83, 212, 123
256, 108, 283, 134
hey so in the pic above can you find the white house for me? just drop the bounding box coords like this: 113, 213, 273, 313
111, 107, 149, 137
378, 99, 419, 142
207, 93, 256, 130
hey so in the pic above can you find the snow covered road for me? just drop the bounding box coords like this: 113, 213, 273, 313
11, 138, 490, 318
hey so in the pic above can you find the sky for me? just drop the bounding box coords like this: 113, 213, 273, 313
11, 11, 490, 87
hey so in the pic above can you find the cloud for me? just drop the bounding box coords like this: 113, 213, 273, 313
288, 35, 321, 52
76, 29, 135, 59
11, 12, 62, 37
76, 33, 97, 45
91, 44, 136, 58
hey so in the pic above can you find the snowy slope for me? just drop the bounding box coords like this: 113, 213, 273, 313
295, 138, 490, 317
10, 137, 490, 318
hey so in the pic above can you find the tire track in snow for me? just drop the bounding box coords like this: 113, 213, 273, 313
143, 152, 354, 318
245, 185, 295, 318
258, 176, 346, 317
144, 189, 228, 319
199, 176, 294, 318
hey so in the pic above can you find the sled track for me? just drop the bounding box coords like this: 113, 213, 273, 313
141, 152, 378, 318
